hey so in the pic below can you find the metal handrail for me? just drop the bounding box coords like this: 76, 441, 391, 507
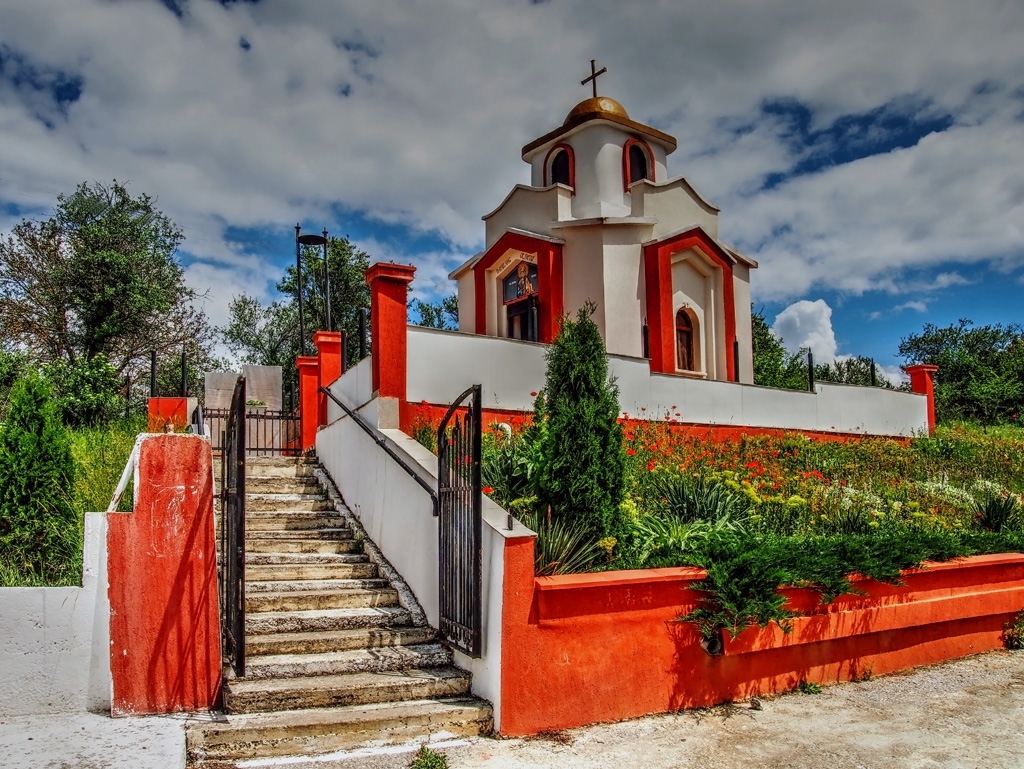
318, 386, 440, 516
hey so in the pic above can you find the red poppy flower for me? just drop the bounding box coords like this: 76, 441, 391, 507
530, 391, 538, 397
627, 449, 637, 455
482, 486, 494, 494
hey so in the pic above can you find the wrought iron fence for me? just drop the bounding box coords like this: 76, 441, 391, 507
219, 376, 246, 678
436, 384, 483, 658
207, 407, 301, 457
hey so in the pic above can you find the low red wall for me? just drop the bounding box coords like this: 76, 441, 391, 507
399, 400, 904, 445
498, 546, 1024, 735
107, 434, 221, 715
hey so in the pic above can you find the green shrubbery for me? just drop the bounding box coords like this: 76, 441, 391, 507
0, 374, 78, 585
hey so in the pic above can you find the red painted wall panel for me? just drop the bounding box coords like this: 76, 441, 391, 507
107, 434, 221, 715
498, 551, 1024, 735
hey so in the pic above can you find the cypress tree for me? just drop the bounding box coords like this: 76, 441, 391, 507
0, 373, 77, 581
534, 301, 625, 539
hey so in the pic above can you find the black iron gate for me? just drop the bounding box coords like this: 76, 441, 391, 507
207, 408, 300, 457
436, 384, 483, 658
220, 376, 246, 678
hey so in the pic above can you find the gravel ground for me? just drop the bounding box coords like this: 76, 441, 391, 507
4, 650, 1023, 768
289, 649, 1024, 769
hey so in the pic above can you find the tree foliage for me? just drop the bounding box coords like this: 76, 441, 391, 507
224, 235, 372, 390
532, 302, 625, 539
751, 309, 808, 390
0, 374, 77, 582
42, 353, 123, 427
0, 181, 216, 413
899, 319, 1024, 424
412, 295, 459, 330
814, 356, 895, 389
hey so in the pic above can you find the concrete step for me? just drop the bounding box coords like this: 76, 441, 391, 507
246, 562, 379, 582
243, 476, 322, 494
186, 698, 493, 764
244, 494, 331, 512
245, 552, 368, 566
246, 587, 399, 613
246, 577, 389, 594
223, 667, 472, 714
245, 537, 361, 555
243, 642, 453, 680
245, 513, 348, 531
245, 606, 412, 635
245, 625, 436, 657
245, 528, 354, 542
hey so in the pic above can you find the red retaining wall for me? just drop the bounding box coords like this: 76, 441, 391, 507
498, 545, 1024, 735
107, 434, 221, 715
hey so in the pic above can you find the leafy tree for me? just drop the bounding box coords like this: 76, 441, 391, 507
751, 309, 808, 390
814, 356, 895, 389
0, 373, 77, 582
412, 295, 459, 330
533, 301, 625, 540
276, 236, 372, 369
0, 347, 27, 421
42, 353, 122, 427
221, 297, 298, 369
0, 181, 215, 416
899, 319, 1024, 424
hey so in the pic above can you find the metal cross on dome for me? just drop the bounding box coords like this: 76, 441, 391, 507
581, 59, 607, 98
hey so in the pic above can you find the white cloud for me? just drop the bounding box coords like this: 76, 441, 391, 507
0, 0, 1021, 307
772, 299, 838, 361
894, 301, 928, 313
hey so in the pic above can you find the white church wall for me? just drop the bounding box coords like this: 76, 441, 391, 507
570, 124, 635, 218
733, 264, 754, 383
457, 270, 476, 333
0, 513, 111, 716
326, 355, 374, 422
560, 228, 608, 339
315, 396, 534, 729
671, 253, 712, 376
482, 185, 561, 249
600, 234, 647, 358
632, 178, 720, 239
406, 326, 928, 436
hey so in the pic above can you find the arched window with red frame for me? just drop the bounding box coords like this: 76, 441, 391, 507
623, 138, 654, 190
544, 143, 575, 192
676, 308, 696, 371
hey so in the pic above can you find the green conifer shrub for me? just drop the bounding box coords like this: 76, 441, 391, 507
534, 301, 625, 539
0, 373, 78, 583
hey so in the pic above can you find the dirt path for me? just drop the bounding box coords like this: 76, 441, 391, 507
318, 649, 1024, 769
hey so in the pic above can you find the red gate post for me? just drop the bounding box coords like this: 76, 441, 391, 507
297, 354, 320, 451
906, 364, 939, 436
314, 330, 344, 427
366, 262, 416, 400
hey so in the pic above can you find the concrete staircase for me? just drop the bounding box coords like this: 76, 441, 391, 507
187, 456, 492, 767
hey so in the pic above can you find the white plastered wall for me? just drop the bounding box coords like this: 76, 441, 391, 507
316, 397, 534, 730
631, 177, 720, 240
0, 513, 111, 716
733, 264, 754, 383
406, 326, 929, 436
560, 227, 607, 338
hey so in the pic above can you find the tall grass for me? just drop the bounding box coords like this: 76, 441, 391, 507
0, 417, 143, 587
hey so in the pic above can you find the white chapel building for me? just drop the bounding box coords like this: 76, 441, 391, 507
449, 92, 758, 383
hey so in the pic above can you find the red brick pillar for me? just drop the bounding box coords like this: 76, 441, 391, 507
314, 331, 344, 426
297, 355, 320, 451
366, 262, 416, 399
107, 434, 220, 715
906, 364, 939, 436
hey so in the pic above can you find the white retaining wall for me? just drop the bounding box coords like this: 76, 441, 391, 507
0, 513, 111, 716
406, 325, 928, 437
316, 398, 532, 729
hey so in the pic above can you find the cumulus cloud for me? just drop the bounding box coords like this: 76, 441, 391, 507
772, 299, 838, 362
0, 0, 1021, 311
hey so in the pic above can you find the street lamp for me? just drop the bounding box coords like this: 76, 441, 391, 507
295, 225, 330, 354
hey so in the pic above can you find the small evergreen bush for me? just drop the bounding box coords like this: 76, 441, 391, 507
0, 374, 79, 583
533, 302, 625, 539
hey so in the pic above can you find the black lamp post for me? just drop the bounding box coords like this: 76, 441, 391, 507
295, 226, 330, 353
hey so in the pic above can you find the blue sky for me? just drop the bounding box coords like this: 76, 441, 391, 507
1, 0, 1023, 378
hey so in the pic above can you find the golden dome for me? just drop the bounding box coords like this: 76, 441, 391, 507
564, 96, 630, 125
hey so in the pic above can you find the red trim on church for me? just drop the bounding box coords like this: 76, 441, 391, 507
643, 228, 737, 381
623, 137, 655, 191
473, 231, 564, 344
542, 143, 576, 195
